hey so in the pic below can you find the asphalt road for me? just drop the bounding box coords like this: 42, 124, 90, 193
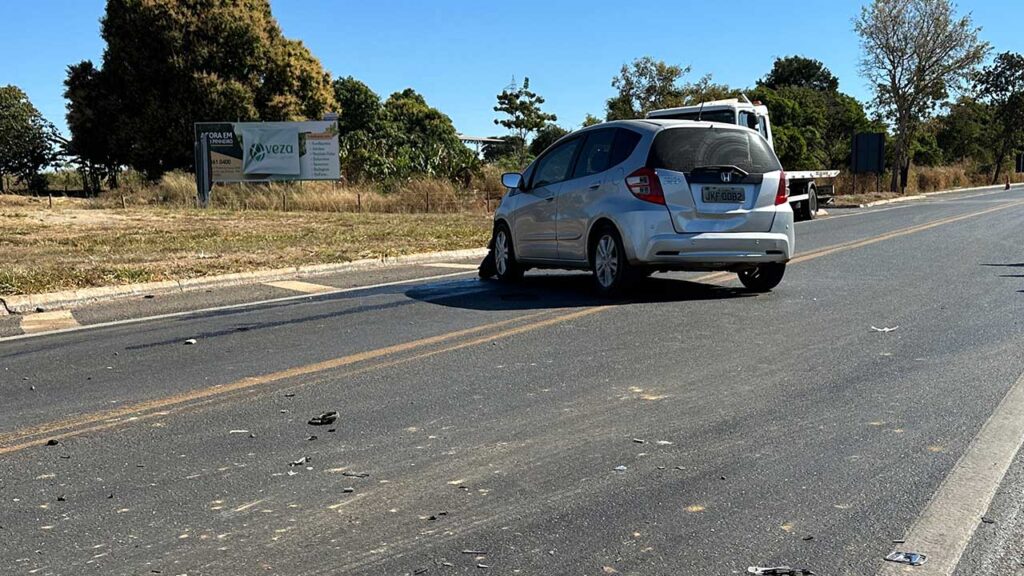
2, 186, 1024, 576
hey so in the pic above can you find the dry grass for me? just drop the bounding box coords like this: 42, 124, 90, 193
832, 164, 1023, 200
82, 170, 506, 214
0, 197, 491, 296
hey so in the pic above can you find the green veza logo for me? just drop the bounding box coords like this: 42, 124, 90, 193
249, 142, 294, 162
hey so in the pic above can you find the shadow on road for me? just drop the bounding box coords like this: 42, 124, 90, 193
982, 263, 1024, 267
407, 272, 752, 311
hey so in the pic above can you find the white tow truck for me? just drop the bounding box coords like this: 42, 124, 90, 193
647, 97, 838, 220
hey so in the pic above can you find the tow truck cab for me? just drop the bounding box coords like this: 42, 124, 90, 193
645, 99, 774, 148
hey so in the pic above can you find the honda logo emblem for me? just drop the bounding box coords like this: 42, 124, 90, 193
720, 172, 732, 183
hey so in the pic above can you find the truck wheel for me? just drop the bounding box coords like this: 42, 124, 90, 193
806, 186, 818, 220
737, 263, 786, 292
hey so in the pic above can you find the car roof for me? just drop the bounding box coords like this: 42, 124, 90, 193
578, 118, 747, 134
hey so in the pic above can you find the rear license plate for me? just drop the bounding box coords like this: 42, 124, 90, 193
702, 186, 745, 203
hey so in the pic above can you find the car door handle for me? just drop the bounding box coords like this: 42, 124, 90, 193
545, 196, 554, 202
588, 183, 602, 190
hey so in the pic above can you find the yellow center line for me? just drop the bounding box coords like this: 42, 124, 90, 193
2, 198, 1022, 455
0, 311, 550, 448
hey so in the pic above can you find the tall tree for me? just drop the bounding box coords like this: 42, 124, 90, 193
493, 77, 557, 164
66, 0, 336, 179
0, 85, 58, 192
63, 61, 121, 194
759, 56, 840, 92
975, 52, 1024, 183
606, 57, 689, 120
581, 114, 603, 128
855, 0, 988, 192
332, 76, 390, 182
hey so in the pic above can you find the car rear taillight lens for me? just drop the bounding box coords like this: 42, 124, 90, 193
626, 167, 665, 205
774, 171, 788, 205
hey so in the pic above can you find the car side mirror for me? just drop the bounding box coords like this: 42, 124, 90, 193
501, 172, 523, 190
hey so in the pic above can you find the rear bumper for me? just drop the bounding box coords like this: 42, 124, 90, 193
632, 231, 793, 266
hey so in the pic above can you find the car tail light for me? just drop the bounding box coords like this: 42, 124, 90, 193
774, 171, 788, 205
626, 167, 665, 205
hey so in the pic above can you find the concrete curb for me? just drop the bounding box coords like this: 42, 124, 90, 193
2, 247, 489, 315
853, 183, 1021, 208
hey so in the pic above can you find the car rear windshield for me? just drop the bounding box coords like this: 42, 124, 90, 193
649, 110, 735, 124
647, 126, 782, 174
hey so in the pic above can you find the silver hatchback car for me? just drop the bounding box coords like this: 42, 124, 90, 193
486, 119, 795, 295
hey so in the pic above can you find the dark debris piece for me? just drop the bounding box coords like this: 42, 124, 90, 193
45, 439, 59, 446
308, 411, 338, 426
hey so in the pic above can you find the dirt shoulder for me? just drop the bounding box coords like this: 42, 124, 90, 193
0, 196, 490, 296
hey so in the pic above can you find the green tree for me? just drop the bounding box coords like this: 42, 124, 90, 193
385, 88, 475, 181
332, 76, 390, 182
679, 74, 740, 104
529, 123, 569, 157
581, 114, 603, 128
63, 61, 121, 194
606, 57, 689, 120
493, 77, 557, 164
66, 0, 337, 179
975, 52, 1024, 183
0, 85, 59, 192
482, 135, 525, 165
934, 97, 993, 165
855, 0, 989, 192
759, 56, 840, 92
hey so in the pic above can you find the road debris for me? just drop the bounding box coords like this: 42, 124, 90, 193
427, 512, 448, 521
289, 456, 309, 467
801, 535, 814, 541
45, 439, 59, 446
632, 438, 646, 444
461, 550, 487, 555
884, 551, 926, 566
56, 495, 66, 502
476, 564, 489, 569
343, 487, 355, 493
981, 516, 996, 524
747, 567, 815, 575
870, 326, 899, 333
342, 472, 370, 478
228, 430, 249, 434
414, 569, 428, 575
614, 465, 628, 472
308, 411, 338, 426
184, 339, 197, 345
656, 440, 673, 445
307, 435, 318, 441
284, 393, 295, 397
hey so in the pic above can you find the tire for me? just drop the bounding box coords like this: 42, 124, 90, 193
590, 224, 632, 296
806, 186, 818, 220
492, 223, 524, 282
737, 263, 786, 292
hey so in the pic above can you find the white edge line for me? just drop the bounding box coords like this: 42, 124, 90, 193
806, 186, 1019, 223
877, 369, 1024, 575
0, 270, 475, 343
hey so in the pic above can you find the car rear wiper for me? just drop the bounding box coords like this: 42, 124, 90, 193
691, 164, 749, 176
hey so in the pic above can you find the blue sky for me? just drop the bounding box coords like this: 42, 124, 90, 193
3, 0, 1022, 138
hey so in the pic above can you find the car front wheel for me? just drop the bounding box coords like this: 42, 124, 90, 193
493, 224, 523, 282
737, 263, 786, 292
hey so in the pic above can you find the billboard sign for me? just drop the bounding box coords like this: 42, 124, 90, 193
195, 120, 340, 182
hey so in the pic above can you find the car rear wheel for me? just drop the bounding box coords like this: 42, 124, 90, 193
737, 263, 786, 292
493, 224, 523, 282
591, 225, 631, 296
